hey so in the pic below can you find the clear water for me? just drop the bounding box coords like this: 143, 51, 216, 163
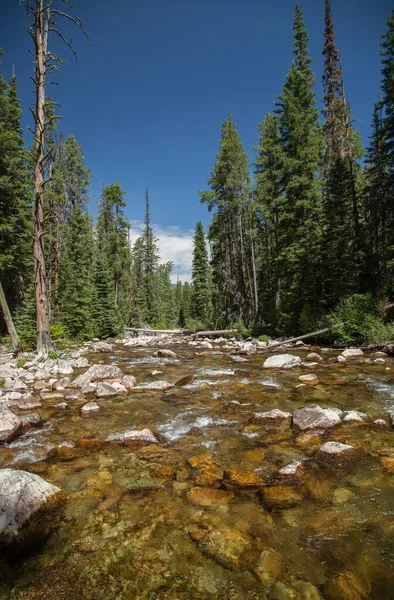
1, 343, 394, 599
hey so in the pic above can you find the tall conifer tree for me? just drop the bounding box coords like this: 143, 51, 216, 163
190, 221, 212, 327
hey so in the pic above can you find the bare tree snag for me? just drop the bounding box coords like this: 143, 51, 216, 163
26, 0, 88, 357
0, 281, 20, 353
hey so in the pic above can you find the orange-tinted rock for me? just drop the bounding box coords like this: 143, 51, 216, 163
381, 456, 394, 473
262, 485, 303, 508
149, 464, 177, 479
189, 525, 251, 570
186, 487, 234, 506
325, 570, 370, 600
223, 468, 264, 488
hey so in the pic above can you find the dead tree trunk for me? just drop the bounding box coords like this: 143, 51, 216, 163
27, 0, 88, 356
32, 0, 52, 356
0, 280, 20, 353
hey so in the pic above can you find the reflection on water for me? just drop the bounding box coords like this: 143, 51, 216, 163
1, 342, 394, 599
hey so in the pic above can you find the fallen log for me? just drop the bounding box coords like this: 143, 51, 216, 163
126, 327, 237, 337
264, 328, 330, 351
192, 329, 237, 338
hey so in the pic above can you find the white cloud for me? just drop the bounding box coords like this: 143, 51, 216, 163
129, 221, 193, 283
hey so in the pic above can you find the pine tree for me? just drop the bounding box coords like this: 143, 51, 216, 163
174, 278, 183, 327
255, 113, 284, 330
96, 182, 132, 328
273, 3, 323, 332
201, 114, 256, 328
156, 262, 176, 328
142, 187, 160, 324
190, 222, 212, 327
321, 0, 364, 308
0, 57, 32, 331
91, 256, 117, 339
58, 205, 94, 338
376, 9, 394, 299
179, 281, 192, 328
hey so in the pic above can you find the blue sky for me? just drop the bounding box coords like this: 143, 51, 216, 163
1, 0, 392, 280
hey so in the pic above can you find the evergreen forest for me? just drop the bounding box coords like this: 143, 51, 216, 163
1, 0, 394, 352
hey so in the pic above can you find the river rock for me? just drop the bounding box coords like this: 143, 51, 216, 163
55, 376, 71, 389
55, 402, 69, 410
262, 485, 304, 508
317, 441, 356, 461
198, 341, 213, 349
0, 408, 23, 443
373, 418, 387, 427
189, 524, 251, 570
89, 341, 113, 352
254, 547, 285, 588
123, 428, 158, 446
80, 402, 100, 415
81, 383, 97, 395
20, 413, 43, 428
223, 468, 264, 488
95, 382, 118, 398
50, 359, 74, 376
186, 487, 234, 507
325, 570, 369, 600
389, 412, 394, 428
40, 391, 65, 401
112, 382, 127, 394
33, 380, 49, 391
337, 355, 347, 363
0, 469, 62, 552
175, 374, 194, 387
342, 410, 368, 423
253, 409, 292, 423
276, 460, 305, 484
73, 357, 90, 369
293, 405, 341, 431
17, 394, 42, 410
153, 349, 177, 358
298, 373, 319, 385
306, 352, 323, 363
64, 388, 83, 401
72, 364, 123, 387
139, 380, 174, 391
121, 375, 137, 390
263, 354, 302, 369
341, 348, 364, 358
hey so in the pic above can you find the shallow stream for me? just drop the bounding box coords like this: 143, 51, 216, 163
1, 341, 394, 599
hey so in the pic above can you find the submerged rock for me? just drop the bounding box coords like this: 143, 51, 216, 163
64, 389, 84, 401
306, 352, 324, 363
325, 570, 370, 600
0, 408, 23, 443
0, 469, 62, 552
263, 354, 302, 369
298, 374, 319, 385
262, 486, 304, 508
189, 524, 251, 570
293, 405, 341, 431
223, 468, 264, 488
186, 487, 234, 507
254, 547, 285, 588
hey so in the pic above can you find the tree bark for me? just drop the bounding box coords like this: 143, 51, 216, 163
33, 0, 53, 356
0, 280, 20, 353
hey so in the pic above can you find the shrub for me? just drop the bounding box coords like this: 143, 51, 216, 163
328, 294, 393, 345
50, 323, 70, 340
258, 334, 271, 343
48, 350, 59, 360
16, 359, 27, 369
0, 379, 4, 389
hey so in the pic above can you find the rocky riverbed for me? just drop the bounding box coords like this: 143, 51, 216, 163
0, 334, 394, 599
